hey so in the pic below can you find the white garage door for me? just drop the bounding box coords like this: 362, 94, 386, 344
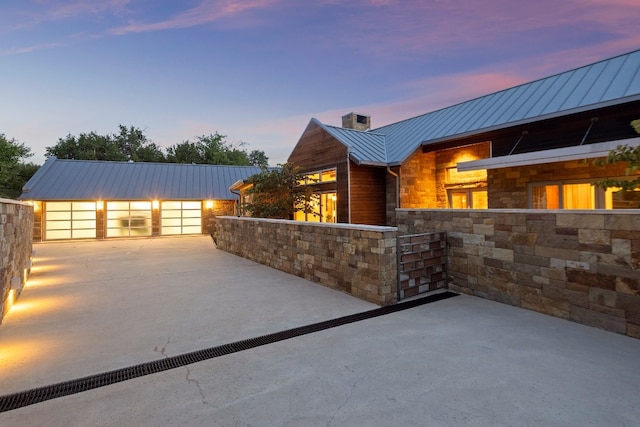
106, 201, 152, 237
161, 201, 202, 235
45, 202, 97, 240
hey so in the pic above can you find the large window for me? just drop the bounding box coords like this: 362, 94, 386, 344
530, 180, 640, 209
294, 192, 337, 223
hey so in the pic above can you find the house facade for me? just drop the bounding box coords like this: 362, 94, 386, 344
287, 49, 640, 226
19, 157, 263, 241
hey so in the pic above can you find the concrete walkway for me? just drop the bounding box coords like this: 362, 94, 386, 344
0, 236, 639, 426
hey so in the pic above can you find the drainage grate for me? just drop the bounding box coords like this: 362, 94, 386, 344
0, 291, 458, 413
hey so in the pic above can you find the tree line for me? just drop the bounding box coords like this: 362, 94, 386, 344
0, 125, 269, 199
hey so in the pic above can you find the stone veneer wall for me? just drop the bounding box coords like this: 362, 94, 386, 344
202, 200, 235, 235
396, 209, 640, 338
215, 216, 398, 305
1, 199, 34, 324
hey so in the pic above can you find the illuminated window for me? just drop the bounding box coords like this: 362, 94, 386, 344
531, 185, 560, 209
295, 192, 337, 222
529, 180, 638, 209
448, 189, 487, 209
299, 168, 337, 185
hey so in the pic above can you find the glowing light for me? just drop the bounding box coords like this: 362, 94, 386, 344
6, 289, 16, 309
205, 200, 214, 209
96, 200, 104, 211
152, 200, 159, 210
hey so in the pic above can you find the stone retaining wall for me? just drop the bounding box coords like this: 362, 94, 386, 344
1, 199, 34, 324
396, 209, 640, 338
215, 217, 398, 305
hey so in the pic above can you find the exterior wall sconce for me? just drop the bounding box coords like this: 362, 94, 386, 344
205, 200, 214, 209
96, 200, 104, 211
152, 200, 159, 210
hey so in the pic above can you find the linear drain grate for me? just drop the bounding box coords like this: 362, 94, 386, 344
0, 291, 457, 413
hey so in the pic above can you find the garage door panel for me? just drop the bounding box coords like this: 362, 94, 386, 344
46, 220, 71, 230
46, 202, 71, 211
72, 229, 96, 239
182, 217, 201, 226
47, 230, 72, 240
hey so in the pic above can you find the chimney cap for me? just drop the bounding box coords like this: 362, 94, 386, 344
341, 112, 371, 131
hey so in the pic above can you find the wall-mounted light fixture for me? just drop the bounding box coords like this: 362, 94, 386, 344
96, 200, 104, 211
205, 200, 214, 209
152, 200, 159, 210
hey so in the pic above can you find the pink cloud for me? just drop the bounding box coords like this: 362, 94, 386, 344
109, 0, 278, 35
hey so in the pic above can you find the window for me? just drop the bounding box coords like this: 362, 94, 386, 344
448, 189, 487, 209
294, 192, 337, 222
529, 180, 639, 209
299, 168, 337, 185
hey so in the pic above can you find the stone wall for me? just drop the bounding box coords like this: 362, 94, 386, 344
215, 217, 398, 305
1, 199, 34, 324
396, 209, 640, 338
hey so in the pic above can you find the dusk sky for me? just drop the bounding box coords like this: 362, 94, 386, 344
2, 1, 640, 166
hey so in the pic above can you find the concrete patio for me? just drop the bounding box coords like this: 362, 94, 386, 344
0, 236, 639, 426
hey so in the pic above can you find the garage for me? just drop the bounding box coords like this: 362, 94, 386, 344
20, 157, 263, 241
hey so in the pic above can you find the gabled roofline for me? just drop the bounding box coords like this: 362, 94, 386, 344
21, 156, 57, 195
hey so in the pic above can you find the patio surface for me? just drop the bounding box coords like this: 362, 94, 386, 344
0, 235, 639, 426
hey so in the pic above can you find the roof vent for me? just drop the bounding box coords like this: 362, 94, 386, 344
342, 113, 370, 131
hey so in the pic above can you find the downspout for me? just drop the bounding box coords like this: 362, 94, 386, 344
347, 152, 352, 223
387, 167, 400, 209
230, 189, 241, 216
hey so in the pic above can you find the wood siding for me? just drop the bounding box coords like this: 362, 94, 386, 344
349, 163, 387, 225
288, 122, 348, 169
288, 121, 351, 223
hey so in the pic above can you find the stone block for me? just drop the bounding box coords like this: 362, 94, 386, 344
570, 306, 626, 334
615, 276, 640, 296
557, 213, 604, 229
543, 283, 589, 308
589, 288, 617, 308
578, 229, 610, 245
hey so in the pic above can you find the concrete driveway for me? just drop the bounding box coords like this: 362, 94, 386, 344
0, 236, 639, 426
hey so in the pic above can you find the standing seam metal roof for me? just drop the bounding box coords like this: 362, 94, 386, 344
19, 157, 264, 201
312, 49, 640, 166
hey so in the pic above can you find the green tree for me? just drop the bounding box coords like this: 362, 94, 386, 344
594, 120, 640, 191
244, 163, 317, 219
46, 126, 164, 162
0, 134, 39, 199
248, 150, 269, 167
166, 133, 268, 166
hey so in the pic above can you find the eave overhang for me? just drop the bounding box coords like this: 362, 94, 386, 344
457, 137, 640, 171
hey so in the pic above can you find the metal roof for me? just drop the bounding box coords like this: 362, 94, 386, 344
19, 157, 264, 201
313, 48, 640, 166
312, 119, 388, 165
